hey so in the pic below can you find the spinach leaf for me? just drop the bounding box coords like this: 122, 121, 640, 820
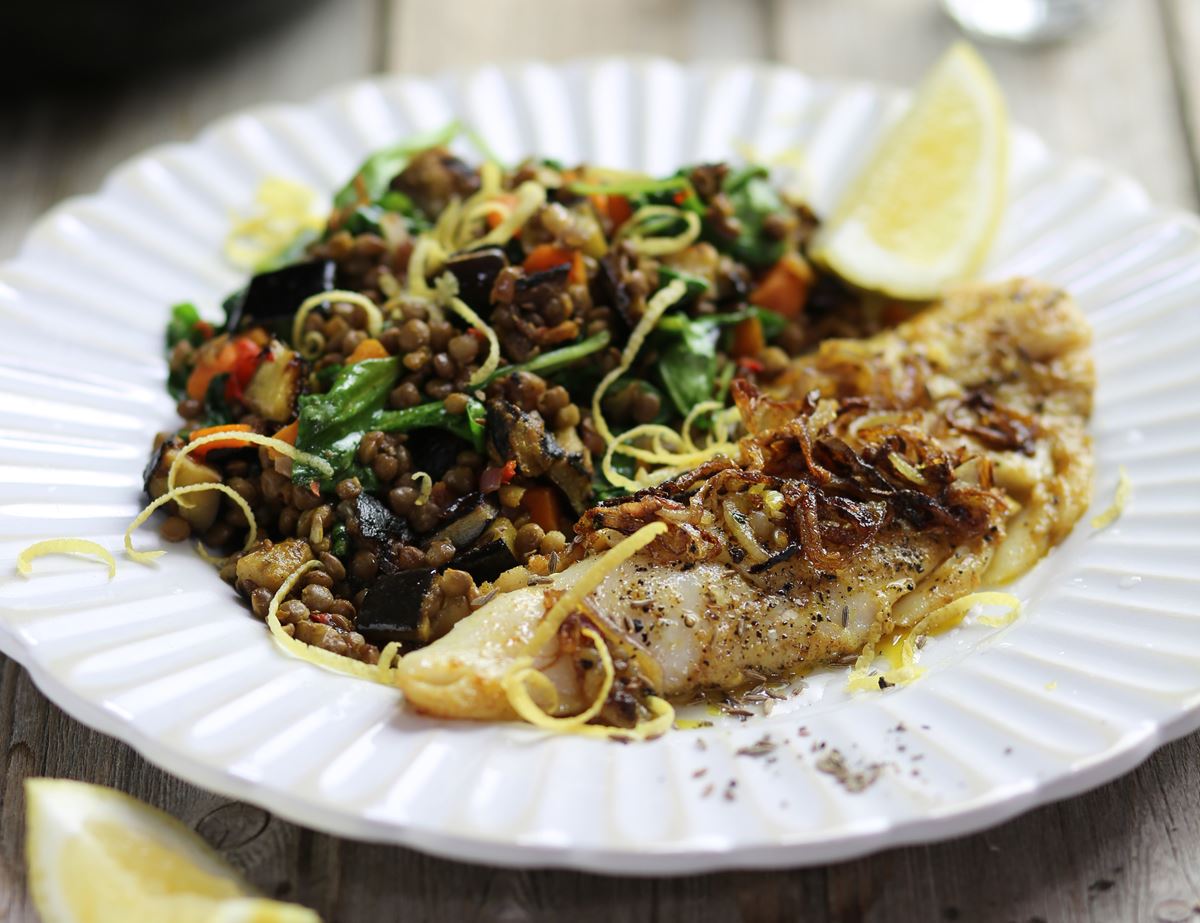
166, 303, 208, 399
329, 522, 349, 558
710, 165, 787, 268
341, 196, 431, 237
657, 318, 721, 418
166, 302, 204, 349
482, 330, 611, 386
657, 266, 710, 301
293, 357, 487, 489
372, 399, 487, 453
293, 358, 401, 488
750, 306, 787, 340
333, 121, 463, 209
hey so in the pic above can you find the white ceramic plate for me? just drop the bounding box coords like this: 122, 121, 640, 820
1, 58, 1198, 875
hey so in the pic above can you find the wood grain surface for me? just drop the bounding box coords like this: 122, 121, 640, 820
3, 1, 1199, 920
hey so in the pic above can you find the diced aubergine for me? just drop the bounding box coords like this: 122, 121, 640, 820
351, 493, 415, 545
355, 538, 518, 646
453, 538, 518, 584
224, 259, 337, 333
405, 427, 464, 480
444, 247, 507, 312
143, 440, 223, 532
242, 340, 303, 423
356, 567, 437, 644
487, 400, 594, 513
425, 494, 498, 550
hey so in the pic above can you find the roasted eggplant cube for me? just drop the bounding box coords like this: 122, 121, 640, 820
225, 259, 337, 332
444, 247, 507, 312
454, 538, 519, 584
356, 568, 438, 644
352, 493, 415, 545
426, 494, 498, 550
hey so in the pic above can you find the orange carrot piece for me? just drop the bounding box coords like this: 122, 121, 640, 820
523, 244, 586, 285
607, 194, 633, 227
730, 316, 766, 359
748, 254, 815, 319
346, 337, 389, 364
273, 421, 299, 445
187, 423, 254, 459
522, 485, 564, 534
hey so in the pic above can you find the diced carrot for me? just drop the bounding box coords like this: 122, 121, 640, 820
607, 194, 633, 227
486, 193, 518, 229
523, 244, 574, 274
521, 485, 564, 534
273, 421, 299, 445
187, 423, 254, 459
264, 419, 299, 467
346, 337, 389, 364
591, 193, 633, 230
730, 316, 765, 359
523, 244, 586, 285
748, 254, 816, 319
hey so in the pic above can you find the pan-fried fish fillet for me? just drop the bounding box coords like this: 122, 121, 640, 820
397, 280, 1094, 723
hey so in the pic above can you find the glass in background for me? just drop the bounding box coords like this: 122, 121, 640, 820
942, 0, 1113, 44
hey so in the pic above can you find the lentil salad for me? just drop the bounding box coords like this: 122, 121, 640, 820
144, 131, 894, 673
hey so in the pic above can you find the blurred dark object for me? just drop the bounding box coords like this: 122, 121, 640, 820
1, 0, 327, 87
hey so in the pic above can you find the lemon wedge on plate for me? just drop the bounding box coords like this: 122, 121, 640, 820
25, 779, 319, 923
811, 42, 1008, 299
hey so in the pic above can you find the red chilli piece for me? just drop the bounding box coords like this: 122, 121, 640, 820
737, 357, 766, 373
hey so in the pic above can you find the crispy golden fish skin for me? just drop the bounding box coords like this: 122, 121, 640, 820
397, 280, 1094, 721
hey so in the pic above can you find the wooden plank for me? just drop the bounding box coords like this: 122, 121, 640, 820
771, 0, 1195, 209
386, 0, 769, 73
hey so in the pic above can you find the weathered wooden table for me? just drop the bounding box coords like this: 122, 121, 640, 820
3, 1, 1199, 920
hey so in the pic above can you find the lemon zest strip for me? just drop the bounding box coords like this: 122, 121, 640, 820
17, 539, 116, 579
443, 294, 501, 385
167, 431, 332, 510
125, 483, 257, 565
1090, 465, 1130, 530
592, 279, 688, 447
292, 290, 384, 358
616, 205, 701, 256
265, 561, 403, 686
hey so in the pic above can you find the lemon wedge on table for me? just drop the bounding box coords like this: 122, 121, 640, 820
811, 42, 1009, 299
25, 779, 319, 923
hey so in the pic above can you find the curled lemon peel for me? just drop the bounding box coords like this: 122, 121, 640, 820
292, 290, 383, 359
411, 472, 433, 506
499, 522, 675, 739
592, 279, 688, 447
265, 561, 403, 686
476, 181, 546, 248
1090, 466, 1130, 530
17, 540, 116, 579
616, 205, 701, 256
167, 431, 332, 510
443, 293, 501, 385
125, 483, 257, 565
224, 177, 323, 270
